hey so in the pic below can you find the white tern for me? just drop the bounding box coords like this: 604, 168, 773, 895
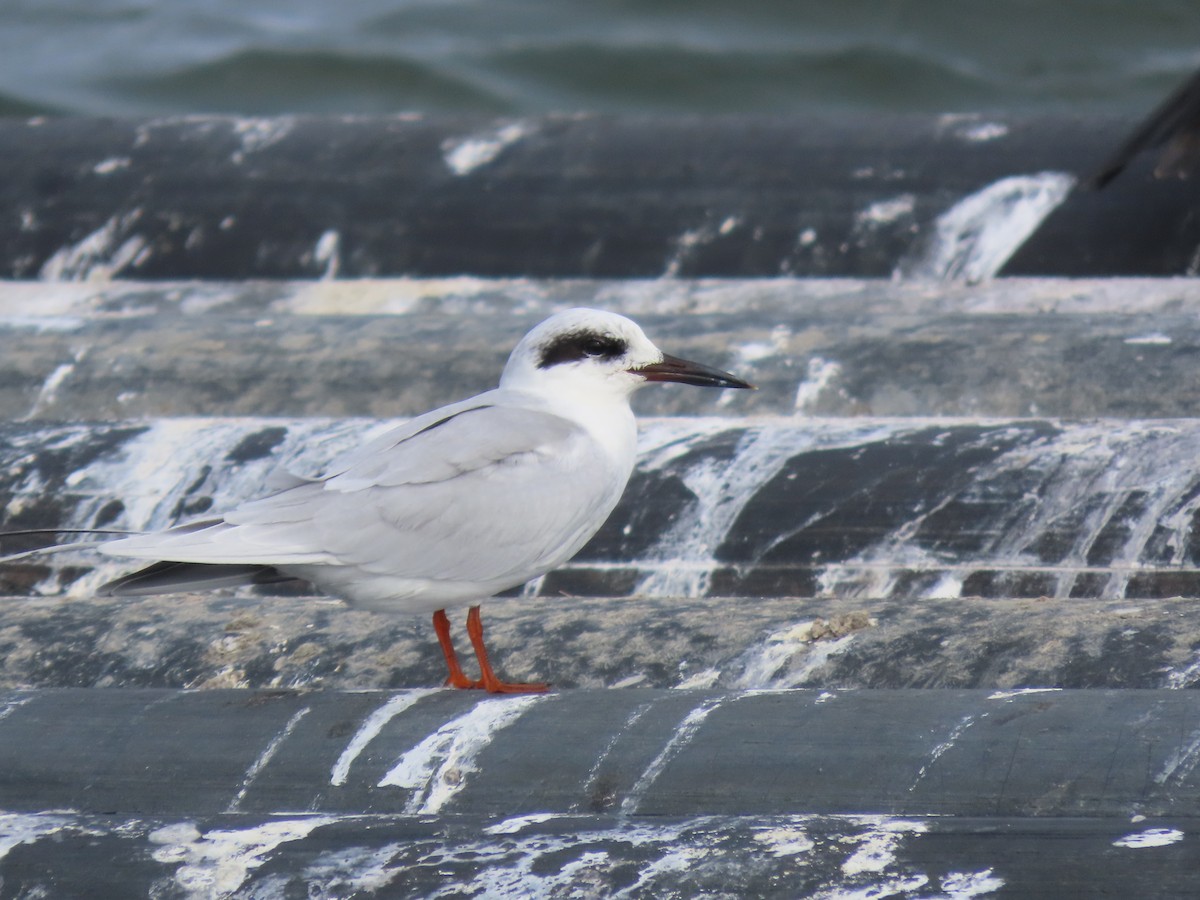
98, 308, 754, 692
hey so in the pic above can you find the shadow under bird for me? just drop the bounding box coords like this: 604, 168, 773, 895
83, 308, 753, 692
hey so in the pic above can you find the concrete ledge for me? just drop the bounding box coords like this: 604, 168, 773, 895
4, 278, 1200, 421
7, 417, 1200, 607
0, 688, 1195, 896
6, 111, 1200, 895
2, 114, 1199, 279
0, 592, 1196, 692
0, 687, 1195, 818
2, 809, 1190, 898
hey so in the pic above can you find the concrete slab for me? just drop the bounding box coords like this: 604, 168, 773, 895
0, 689, 1196, 897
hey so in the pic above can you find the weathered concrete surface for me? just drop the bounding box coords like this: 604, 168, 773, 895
5, 278, 1200, 420
0, 687, 1198, 818
0, 114, 1090, 279
8, 411, 1200, 693
0, 592, 1196, 693
7, 279, 1200, 702
3, 114, 1200, 279
3, 809, 1188, 899
8, 416, 1200, 603
6, 109, 1200, 896
0, 688, 1198, 897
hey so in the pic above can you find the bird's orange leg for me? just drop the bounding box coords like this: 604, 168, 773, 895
466, 605, 548, 694
432, 608, 481, 689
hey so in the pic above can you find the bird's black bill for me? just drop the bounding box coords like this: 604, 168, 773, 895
635, 353, 755, 389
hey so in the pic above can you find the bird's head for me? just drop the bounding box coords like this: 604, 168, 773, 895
500, 308, 754, 402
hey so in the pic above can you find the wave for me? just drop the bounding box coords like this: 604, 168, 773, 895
98, 48, 515, 116
91, 42, 1078, 118
483, 43, 1015, 115
0, 90, 61, 119
2, 0, 1199, 117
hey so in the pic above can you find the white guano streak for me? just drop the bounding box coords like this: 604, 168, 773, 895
1155, 723, 1200, 785
330, 690, 437, 786
633, 426, 801, 598
910, 712, 983, 790
150, 815, 335, 899
379, 695, 546, 814
840, 818, 929, 876
576, 700, 658, 810
0, 813, 79, 861
901, 172, 1075, 282
1113, 828, 1185, 849
22, 361, 76, 420
443, 122, 531, 175
0, 695, 31, 723
227, 706, 311, 812
620, 696, 726, 814
38, 211, 149, 281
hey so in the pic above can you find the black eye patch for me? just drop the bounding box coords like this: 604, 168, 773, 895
537, 331, 628, 368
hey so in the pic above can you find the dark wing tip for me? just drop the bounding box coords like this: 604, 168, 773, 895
99, 561, 291, 597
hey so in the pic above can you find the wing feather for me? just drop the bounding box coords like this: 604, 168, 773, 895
99, 403, 629, 593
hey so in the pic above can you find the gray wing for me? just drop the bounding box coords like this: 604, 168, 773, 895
100, 404, 626, 586
259, 391, 504, 491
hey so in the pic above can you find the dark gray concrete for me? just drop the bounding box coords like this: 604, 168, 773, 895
5, 279, 1200, 421
3, 808, 1188, 899
4, 276, 1200, 897
3, 113, 1200, 280
7, 416, 1200, 605
6, 411, 1200, 696
5, 277, 1200, 699
0, 688, 1196, 897
0, 591, 1198, 693
0, 687, 1195, 818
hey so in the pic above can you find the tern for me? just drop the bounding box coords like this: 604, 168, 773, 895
89, 308, 753, 692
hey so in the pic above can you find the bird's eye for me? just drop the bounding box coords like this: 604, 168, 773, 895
582, 337, 613, 357
537, 332, 626, 368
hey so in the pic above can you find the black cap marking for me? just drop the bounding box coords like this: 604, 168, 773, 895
537, 331, 628, 369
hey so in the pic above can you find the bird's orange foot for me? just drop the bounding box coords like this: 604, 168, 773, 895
467, 605, 550, 694
478, 673, 549, 694
434, 608, 483, 690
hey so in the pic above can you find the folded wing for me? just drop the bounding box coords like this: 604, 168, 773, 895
100, 403, 624, 590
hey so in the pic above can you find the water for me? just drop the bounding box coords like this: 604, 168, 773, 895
1, 0, 1198, 118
